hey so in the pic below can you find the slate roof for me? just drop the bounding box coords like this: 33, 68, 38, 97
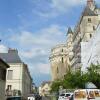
82, 6, 97, 16
0, 49, 22, 63
0, 58, 10, 68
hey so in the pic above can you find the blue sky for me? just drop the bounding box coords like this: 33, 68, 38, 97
0, 0, 99, 86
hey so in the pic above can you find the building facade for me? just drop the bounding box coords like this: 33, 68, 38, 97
39, 81, 51, 96
0, 49, 32, 99
0, 58, 9, 100
49, 44, 69, 81
68, 0, 100, 71
81, 24, 100, 71
50, 0, 100, 80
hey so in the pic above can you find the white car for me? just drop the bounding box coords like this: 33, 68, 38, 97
58, 93, 73, 100
27, 94, 35, 100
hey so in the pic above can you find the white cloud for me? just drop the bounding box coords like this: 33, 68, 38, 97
32, 0, 99, 18
0, 45, 8, 53
9, 25, 66, 75
10, 25, 66, 47
36, 63, 50, 74
33, 0, 87, 18
51, 0, 86, 12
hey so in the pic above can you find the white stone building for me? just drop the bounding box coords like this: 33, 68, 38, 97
39, 81, 51, 96
0, 58, 9, 100
68, 0, 100, 71
81, 24, 100, 71
0, 49, 32, 99
49, 0, 100, 80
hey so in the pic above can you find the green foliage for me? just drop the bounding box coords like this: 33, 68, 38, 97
50, 80, 63, 92
51, 64, 100, 92
87, 64, 100, 88
63, 70, 89, 89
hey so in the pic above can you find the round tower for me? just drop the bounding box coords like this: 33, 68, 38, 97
49, 44, 69, 81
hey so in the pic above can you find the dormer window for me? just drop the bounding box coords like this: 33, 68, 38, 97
88, 18, 91, 23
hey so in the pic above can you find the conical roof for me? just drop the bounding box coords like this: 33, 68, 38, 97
67, 27, 73, 34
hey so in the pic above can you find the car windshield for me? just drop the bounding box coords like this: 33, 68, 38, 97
65, 94, 70, 97
60, 94, 65, 96
75, 91, 86, 99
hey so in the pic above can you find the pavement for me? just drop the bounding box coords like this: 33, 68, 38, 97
42, 96, 51, 100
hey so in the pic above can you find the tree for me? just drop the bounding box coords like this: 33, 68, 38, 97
50, 64, 100, 92
87, 64, 100, 88
50, 80, 63, 92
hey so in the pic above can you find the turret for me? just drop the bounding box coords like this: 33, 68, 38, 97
67, 27, 73, 35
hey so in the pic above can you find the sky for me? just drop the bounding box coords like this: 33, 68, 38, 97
0, 0, 99, 86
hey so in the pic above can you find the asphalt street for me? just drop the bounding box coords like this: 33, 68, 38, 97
42, 96, 51, 100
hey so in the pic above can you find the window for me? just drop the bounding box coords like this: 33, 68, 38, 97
7, 85, 12, 90
90, 34, 92, 38
88, 18, 91, 23
62, 49, 63, 52
57, 67, 59, 73
62, 57, 64, 63
0, 68, 6, 80
93, 26, 95, 30
7, 70, 13, 80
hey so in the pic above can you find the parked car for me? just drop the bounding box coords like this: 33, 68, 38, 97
27, 93, 42, 100
27, 94, 35, 100
58, 93, 73, 100
73, 89, 100, 100
6, 96, 22, 100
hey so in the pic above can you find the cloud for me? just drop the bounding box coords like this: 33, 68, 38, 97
51, 0, 86, 12
33, 63, 50, 74
32, 0, 87, 18
0, 45, 8, 53
9, 24, 66, 76
10, 25, 66, 47
32, 0, 99, 18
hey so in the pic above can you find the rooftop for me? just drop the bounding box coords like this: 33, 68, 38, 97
0, 49, 22, 63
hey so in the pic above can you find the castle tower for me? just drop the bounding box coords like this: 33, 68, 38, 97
49, 44, 69, 81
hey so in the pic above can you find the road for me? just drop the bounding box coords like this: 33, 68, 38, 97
42, 96, 51, 100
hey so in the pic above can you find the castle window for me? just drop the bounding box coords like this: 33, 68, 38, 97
90, 34, 92, 38
88, 18, 91, 23
62, 57, 63, 63
62, 49, 63, 52
93, 26, 95, 30
57, 67, 59, 73
80, 38, 82, 42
